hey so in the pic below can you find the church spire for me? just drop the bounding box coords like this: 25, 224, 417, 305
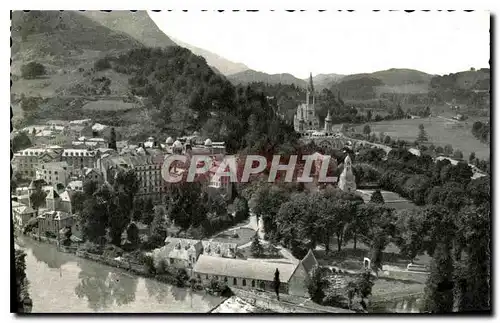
308, 72, 314, 93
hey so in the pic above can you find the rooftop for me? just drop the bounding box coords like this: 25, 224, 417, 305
193, 255, 298, 283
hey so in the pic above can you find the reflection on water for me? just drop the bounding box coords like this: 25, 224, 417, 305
17, 236, 224, 313
370, 296, 423, 313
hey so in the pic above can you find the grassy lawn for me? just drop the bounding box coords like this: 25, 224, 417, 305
370, 276, 425, 302
355, 116, 490, 159
82, 100, 136, 111
316, 241, 431, 271
211, 228, 256, 246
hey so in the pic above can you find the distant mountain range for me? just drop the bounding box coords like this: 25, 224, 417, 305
227, 70, 308, 87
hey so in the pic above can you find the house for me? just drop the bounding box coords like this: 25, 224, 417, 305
12, 148, 60, 178
201, 241, 237, 258
91, 123, 111, 139
153, 237, 204, 269
36, 161, 74, 187
193, 250, 318, 297
37, 210, 76, 237
61, 149, 97, 170
12, 201, 36, 229
66, 180, 83, 192
45, 188, 72, 214
82, 167, 103, 184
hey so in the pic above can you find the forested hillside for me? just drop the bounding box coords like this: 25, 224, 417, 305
99, 47, 299, 154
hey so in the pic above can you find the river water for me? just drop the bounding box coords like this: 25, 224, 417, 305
16, 236, 225, 313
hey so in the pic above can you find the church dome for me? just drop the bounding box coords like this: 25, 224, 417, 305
204, 138, 212, 146
165, 137, 174, 145
172, 140, 183, 149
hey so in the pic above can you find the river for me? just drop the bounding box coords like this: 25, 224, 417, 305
16, 236, 225, 313
369, 296, 424, 313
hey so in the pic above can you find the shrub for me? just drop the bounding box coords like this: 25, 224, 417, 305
142, 254, 156, 275
206, 277, 230, 295
78, 241, 103, 255
21, 62, 46, 79
175, 268, 189, 287
102, 245, 124, 259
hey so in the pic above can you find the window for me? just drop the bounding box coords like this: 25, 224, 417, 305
206, 275, 209, 279
197, 274, 200, 280
242, 279, 246, 287
252, 280, 255, 288
224, 277, 228, 283
259, 282, 265, 290
233, 278, 237, 285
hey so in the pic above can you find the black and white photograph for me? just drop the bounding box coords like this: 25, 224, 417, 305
8, 6, 491, 315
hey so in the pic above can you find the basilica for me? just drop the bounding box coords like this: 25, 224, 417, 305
293, 73, 320, 133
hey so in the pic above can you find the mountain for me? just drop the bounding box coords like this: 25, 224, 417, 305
171, 37, 249, 76
11, 10, 143, 68
341, 68, 433, 87
310, 73, 345, 90
78, 11, 176, 48
227, 70, 307, 88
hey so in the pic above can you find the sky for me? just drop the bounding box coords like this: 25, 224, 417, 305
149, 10, 490, 78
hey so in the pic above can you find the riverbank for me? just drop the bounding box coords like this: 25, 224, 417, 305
16, 236, 227, 313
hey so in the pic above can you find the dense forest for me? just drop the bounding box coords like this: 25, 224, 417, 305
98, 46, 300, 154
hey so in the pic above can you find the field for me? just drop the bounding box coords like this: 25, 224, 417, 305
82, 100, 136, 111
357, 116, 490, 160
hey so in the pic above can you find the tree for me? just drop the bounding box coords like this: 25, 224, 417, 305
468, 152, 476, 164
15, 249, 32, 313
424, 242, 454, 313
366, 110, 372, 121
150, 207, 168, 249
109, 127, 117, 150
395, 209, 426, 262
453, 150, 464, 160
83, 180, 99, 197
233, 196, 250, 223
113, 170, 139, 212
141, 198, 155, 225
71, 191, 86, 214
21, 62, 46, 79
11, 132, 32, 152
108, 192, 130, 246
355, 269, 374, 310
370, 190, 384, 204
132, 198, 144, 222
307, 266, 326, 303
363, 124, 371, 138
273, 268, 281, 301
417, 124, 428, 143
444, 144, 454, 156
383, 135, 391, 145
250, 233, 264, 257
29, 182, 47, 217
435, 146, 444, 155
126, 222, 140, 249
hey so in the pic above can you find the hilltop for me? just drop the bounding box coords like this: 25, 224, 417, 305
227, 70, 307, 88
310, 73, 345, 90
78, 11, 176, 48
11, 10, 143, 72
170, 37, 249, 76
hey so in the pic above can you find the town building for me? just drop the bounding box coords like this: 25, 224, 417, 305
154, 237, 204, 269
72, 137, 108, 149
37, 210, 76, 237
36, 161, 74, 187
99, 154, 166, 200
193, 249, 318, 297
61, 149, 97, 170
12, 201, 36, 229
81, 167, 103, 184
12, 148, 61, 178
91, 123, 111, 139
338, 155, 356, 192
201, 241, 237, 258
66, 180, 83, 192
293, 73, 320, 133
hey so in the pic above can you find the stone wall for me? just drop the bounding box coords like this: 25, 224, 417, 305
232, 288, 352, 313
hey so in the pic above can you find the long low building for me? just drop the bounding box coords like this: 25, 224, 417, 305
193, 250, 318, 297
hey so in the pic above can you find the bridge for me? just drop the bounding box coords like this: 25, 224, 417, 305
299, 133, 392, 154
